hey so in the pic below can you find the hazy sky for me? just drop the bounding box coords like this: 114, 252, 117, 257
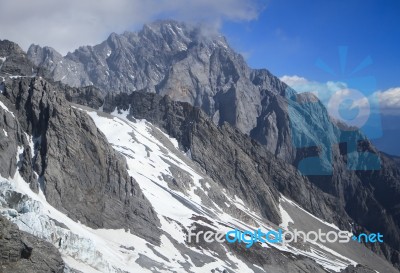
0, 0, 265, 54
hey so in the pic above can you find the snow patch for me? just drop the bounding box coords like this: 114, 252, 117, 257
24, 132, 34, 157
0, 100, 15, 117
279, 199, 294, 229
8, 75, 33, 79
281, 195, 345, 232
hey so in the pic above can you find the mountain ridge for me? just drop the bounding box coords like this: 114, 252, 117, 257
1, 20, 400, 272
23, 21, 400, 269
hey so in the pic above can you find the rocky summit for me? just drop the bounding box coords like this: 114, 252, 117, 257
0, 20, 399, 273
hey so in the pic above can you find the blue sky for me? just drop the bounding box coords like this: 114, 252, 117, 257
222, 0, 400, 91
221, 1, 400, 155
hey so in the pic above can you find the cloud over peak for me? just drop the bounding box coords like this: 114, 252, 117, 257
0, 0, 265, 55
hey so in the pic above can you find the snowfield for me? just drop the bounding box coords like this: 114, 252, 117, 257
1, 105, 381, 273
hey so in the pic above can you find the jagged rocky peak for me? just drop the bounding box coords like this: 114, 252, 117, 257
0, 40, 26, 57
138, 20, 194, 51
0, 39, 37, 77
25, 20, 276, 134
27, 44, 63, 67
25, 20, 253, 90
138, 20, 229, 49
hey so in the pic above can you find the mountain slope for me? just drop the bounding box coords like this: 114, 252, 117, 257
0, 76, 363, 272
0, 19, 398, 271
1, 42, 398, 271
26, 21, 400, 268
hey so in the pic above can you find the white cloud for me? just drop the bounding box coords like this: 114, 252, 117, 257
280, 75, 309, 87
346, 88, 400, 116
375, 87, 400, 114
281, 75, 400, 123
0, 0, 265, 55
280, 75, 347, 103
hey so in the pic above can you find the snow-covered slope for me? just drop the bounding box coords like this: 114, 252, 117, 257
1, 103, 395, 272
1, 36, 399, 272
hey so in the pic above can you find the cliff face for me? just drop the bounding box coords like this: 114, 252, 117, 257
1, 41, 161, 246
0, 76, 161, 245
103, 92, 346, 225
25, 20, 400, 269
27, 21, 289, 139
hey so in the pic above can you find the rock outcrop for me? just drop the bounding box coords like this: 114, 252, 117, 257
0, 215, 64, 273
0, 76, 160, 245
0, 40, 40, 77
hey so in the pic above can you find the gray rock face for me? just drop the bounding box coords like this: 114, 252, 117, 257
0, 40, 39, 78
0, 100, 20, 180
340, 265, 377, 273
27, 20, 290, 137
0, 76, 160, 245
56, 82, 104, 109
105, 92, 349, 230
0, 215, 65, 273
106, 91, 400, 271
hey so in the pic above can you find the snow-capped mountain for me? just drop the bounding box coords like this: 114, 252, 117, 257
28, 20, 400, 269
0, 76, 394, 272
1, 20, 400, 273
